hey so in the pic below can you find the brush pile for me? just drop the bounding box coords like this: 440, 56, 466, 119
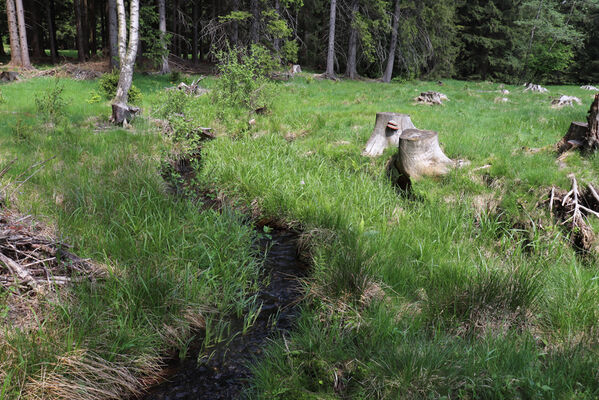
0, 210, 98, 294
35, 63, 103, 80
415, 91, 448, 105
548, 174, 599, 253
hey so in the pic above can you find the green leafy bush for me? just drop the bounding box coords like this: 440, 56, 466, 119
99, 71, 142, 104
35, 78, 69, 123
214, 45, 276, 110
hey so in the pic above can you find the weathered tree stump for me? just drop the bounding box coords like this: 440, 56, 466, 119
557, 94, 599, 153
111, 103, 140, 125
551, 95, 582, 108
415, 91, 448, 105
0, 71, 19, 82
362, 112, 415, 157
389, 129, 452, 190
524, 83, 548, 93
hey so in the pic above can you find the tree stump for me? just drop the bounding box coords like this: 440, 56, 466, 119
362, 112, 415, 157
415, 91, 448, 105
0, 71, 19, 82
557, 94, 599, 153
389, 129, 452, 190
551, 95, 582, 108
111, 103, 140, 125
581, 85, 598, 91
524, 83, 548, 93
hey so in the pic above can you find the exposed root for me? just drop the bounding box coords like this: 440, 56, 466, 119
547, 174, 599, 253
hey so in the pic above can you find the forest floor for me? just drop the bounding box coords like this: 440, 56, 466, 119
0, 72, 599, 399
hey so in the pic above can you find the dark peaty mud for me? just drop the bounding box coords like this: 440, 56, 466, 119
140, 229, 308, 400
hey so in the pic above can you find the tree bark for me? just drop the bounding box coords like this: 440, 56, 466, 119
14, 0, 31, 68
172, 0, 179, 57
29, 0, 43, 59
382, 0, 400, 83
362, 112, 415, 157
273, 0, 281, 51
107, 0, 118, 68
112, 0, 140, 125
192, 0, 199, 64
231, 0, 239, 45
46, 0, 58, 63
116, 0, 126, 65
74, 0, 86, 61
250, 0, 259, 43
326, 0, 336, 77
345, 0, 359, 79
89, 0, 98, 57
6, 0, 22, 66
157, 0, 170, 73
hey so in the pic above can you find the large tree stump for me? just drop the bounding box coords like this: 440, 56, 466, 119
389, 129, 452, 190
111, 102, 140, 125
557, 94, 599, 153
0, 71, 19, 82
362, 112, 415, 157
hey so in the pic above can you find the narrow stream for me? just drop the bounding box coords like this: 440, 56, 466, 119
141, 228, 308, 400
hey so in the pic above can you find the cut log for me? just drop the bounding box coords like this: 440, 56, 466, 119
0, 71, 20, 82
362, 112, 415, 157
415, 91, 448, 105
389, 129, 453, 190
111, 103, 140, 125
524, 83, 548, 93
551, 95, 582, 108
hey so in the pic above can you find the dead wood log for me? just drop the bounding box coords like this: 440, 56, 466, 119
0, 252, 40, 292
388, 128, 453, 190
362, 112, 415, 157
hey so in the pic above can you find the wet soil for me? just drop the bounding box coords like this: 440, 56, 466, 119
140, 229, 308, 400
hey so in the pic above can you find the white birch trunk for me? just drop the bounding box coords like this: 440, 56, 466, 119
116, 0, 127, 66
112, 0, 140, 124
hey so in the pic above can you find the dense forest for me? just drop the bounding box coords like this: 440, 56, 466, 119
2, 0, 598, 84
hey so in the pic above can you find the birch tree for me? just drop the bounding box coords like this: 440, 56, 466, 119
111, 0, 140, 125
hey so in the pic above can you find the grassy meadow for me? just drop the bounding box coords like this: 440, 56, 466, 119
0, 72, 599, 399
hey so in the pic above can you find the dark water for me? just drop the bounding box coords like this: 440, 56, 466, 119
140, 229, 308, 400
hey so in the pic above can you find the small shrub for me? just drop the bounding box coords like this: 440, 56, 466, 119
98, 71, 142, 104
35, 79, 69, 123
214, 46, 276, 110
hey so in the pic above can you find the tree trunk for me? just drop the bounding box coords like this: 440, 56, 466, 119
0, 35, 5, 56
6, 0, 22, 66
382, 0, 400, 83
362, 112, 415, 157
231, 0, 239, 45
389, 129, 453, 190
14, 0, 31, 68
112, 0, 140, 125
326, 0, 336, 77
172, 0, 179, 57
46, 0, 58, 63
157, 0, 170, 73
74, 0, 86, 61
107, 0, 118, 68
345, 0, 359, 79
116, 0, 126, 65
192, 0, 198, 64
250, 0, 259, 43
89, 0, 98, 57
557, 95, 599, 154
29, 1, 43, 59
82, 0, 90, 57
273, 0, 281, 51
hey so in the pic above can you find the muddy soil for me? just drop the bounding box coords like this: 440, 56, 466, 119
140, 229, 308, 400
